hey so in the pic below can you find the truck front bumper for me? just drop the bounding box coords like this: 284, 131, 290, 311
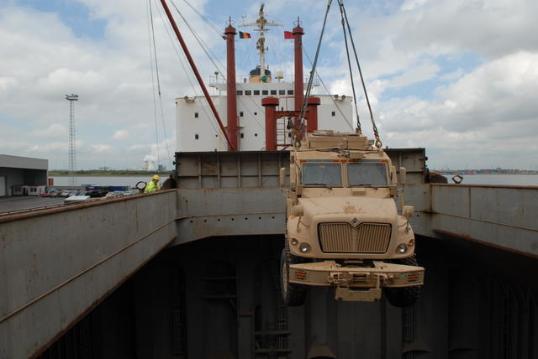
289, 261, 425, 302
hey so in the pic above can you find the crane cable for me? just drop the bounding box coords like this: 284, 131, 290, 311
169, 0, 226, 78
148, 0, 171, 166
181, 0, 224, 41
150, 0, 173, 162
337, 1, 361, 133
165, 0, 267, 140
296, 0, 333, 148
146, 0, 161, 167
169, 1, 268, 134
338, 0, 382, 148
155, 2, 221, 136
304, 50, 353, 131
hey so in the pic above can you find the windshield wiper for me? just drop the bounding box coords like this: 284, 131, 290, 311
304, 183, 329, 187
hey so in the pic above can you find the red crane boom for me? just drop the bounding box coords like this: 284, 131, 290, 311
159, 0, 235, 151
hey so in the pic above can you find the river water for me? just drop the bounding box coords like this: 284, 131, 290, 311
441, 174, 538, 186
51, 174, 538, 187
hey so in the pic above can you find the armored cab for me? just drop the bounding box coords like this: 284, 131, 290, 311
281, 130, 424, 307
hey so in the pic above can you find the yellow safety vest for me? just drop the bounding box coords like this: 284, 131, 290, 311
144, 180, 160, 193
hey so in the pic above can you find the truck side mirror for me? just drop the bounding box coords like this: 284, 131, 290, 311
279, 167, 286, 187
390, 165, 397, 184
399, 167, 407, 185
403, 205, 414, 219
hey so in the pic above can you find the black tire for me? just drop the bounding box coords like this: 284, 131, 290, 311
280, 248, 307, 307
384, 255, 422, 308
135, 181, 147, 193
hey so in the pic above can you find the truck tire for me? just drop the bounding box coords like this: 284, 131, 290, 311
384, 255, 422, 308
280, 248, 307, 307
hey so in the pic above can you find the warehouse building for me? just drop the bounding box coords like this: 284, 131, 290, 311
0, 154, 48, 197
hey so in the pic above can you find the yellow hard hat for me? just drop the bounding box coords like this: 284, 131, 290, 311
152, 174, 160, 181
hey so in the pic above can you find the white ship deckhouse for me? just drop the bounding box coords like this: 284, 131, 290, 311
176, 6, 354, 152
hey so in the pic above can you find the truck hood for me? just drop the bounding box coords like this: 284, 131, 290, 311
298, 196, 397, 224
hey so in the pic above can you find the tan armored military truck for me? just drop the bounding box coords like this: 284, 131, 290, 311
280, 131, 425, 307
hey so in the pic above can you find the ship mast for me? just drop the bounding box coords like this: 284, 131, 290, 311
242, 4, 280, 78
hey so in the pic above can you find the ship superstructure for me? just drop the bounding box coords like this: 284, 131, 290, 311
176, 5, 353, 152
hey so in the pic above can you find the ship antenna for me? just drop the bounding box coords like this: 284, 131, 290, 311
240, 3, 280, 78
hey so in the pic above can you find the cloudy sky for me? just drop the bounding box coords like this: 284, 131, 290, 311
1, 0, 537, 170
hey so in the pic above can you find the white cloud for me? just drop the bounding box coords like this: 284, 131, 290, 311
90, 144, 112, 153
31, 123, 67, 139
0, 1, 210, 169
389, 62, 439, 88
363, 0, 538, 61
439, 68, 464, 82
112, 129, 129, 140
377, 51, 538, 168
400, 0, 430, 11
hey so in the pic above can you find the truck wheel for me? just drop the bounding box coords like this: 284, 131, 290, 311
280, 249, 307, 307
384, 256, 422, 308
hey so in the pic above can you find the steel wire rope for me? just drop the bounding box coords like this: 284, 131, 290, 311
158, 0, 236, 148
297, 0, 333, 147
146, 0, 161, 167
158, 0, 240, 150
337, 1, 361, 133
172, 1, 267, 135
338, 0, 382, 147
181, 0, 224, 41
169, 0, 227, 78
155, 2, 221, 138
149, 0, 172, 164
303, 50, 354, 131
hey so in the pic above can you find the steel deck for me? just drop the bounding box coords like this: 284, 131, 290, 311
0, 149, 537, 358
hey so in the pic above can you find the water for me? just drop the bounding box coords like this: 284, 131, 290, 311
51, 174, 538, 187
51, 176, 150, 187
442, 174, 538, 186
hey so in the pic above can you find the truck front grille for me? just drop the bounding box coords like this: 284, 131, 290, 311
318, 222, 392, 253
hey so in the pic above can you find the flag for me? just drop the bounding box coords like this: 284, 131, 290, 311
284, 31, 294, 40
239, 31, 251, 39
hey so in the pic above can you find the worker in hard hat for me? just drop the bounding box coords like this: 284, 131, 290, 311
144, 174, 161, 193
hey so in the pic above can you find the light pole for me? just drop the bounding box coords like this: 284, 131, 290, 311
65, 94, 78, 186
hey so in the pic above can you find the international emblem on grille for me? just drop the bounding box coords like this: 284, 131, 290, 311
318, 222, 392, 253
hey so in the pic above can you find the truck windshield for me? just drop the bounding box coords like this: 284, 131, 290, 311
348, 161, 388, 187
302, 162, 342, 187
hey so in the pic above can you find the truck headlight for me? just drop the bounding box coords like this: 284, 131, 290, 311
299, 242, 311, 253
396, 243, 408, 254
291, 238, 299, 246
